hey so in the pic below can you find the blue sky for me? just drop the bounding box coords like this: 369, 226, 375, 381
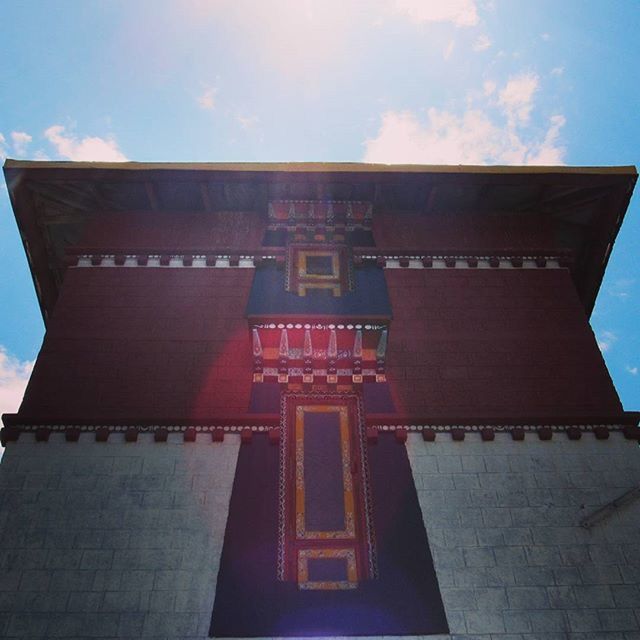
0, 0, 638, 414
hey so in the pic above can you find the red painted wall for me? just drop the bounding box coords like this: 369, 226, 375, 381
79, 211, 266, 251
373, 212, 555, 251
384, 268, 622, 419
16, 208, 621, 424
20, 266, 620, 423
19, 268, 254, 421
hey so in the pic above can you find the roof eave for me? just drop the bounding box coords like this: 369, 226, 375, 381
4, 158, 638, 176
3, 160, 637, 324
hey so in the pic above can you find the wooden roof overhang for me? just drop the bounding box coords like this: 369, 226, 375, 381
3, 160, 637, 324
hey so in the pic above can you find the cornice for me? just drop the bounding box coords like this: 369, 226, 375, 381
2, 418, 638, 446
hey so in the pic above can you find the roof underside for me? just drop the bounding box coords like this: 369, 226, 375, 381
3, 160, 637, 324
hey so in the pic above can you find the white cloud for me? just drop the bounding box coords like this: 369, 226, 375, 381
185, 1, 355, 82
608, 278, 634, 299
364, 109, 502, 164
11, 131, 32, 157
236, 114, 259, 130
0, 346, 33, 417
394, 0, 479, 26
443, 40, 456, 60
473, 34, 492, 51
0, 133, 7, 160
626, 365, 638, 376
524, 114, 566, 165
363, 75, 566, 166
597, 330, 618, 353
498, 72, 539, 125
541, 33, 551, 41
44, 125, 127, 162
483, 80, 497, 96
550, 66, 564, 77
197, 86, 217, 110
183, 1, 475, 83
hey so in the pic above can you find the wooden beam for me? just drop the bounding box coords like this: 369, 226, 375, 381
145, 182, 159, 211
84, 182, 113, 211
37, 212, 85, 226
26, 181, 89, 213
540, 184, 609, 208
425, 185, 437, 213
372, 183, 382, 206
200, 182, 213, 212
223, 182, 233, 208
32, 192, 86, 226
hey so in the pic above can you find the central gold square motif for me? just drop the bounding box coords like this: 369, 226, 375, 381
286, 244, 351, 298
296, 250, 342, 296
298, 250, 340, 280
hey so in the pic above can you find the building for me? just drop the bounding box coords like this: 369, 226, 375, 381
1, 160, 639, 639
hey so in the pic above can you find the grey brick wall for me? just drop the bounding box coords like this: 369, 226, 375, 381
407, 432, 640, 640
0, 431, 639, 639
0, 433, 239, 639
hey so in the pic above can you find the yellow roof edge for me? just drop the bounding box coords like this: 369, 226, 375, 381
3, 159, 638, 176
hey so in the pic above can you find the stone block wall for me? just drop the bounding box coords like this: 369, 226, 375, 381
1, 430, 639, 639
407, 432, 640, 640
0, 435, 239, 639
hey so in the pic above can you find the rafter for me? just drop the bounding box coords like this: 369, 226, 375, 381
145, 182, 159, 211
200, 182, 213, 212
26, 181, 91, 213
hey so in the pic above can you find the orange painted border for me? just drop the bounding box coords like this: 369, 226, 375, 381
297, 548, 358, 590
294, 405, 355, 540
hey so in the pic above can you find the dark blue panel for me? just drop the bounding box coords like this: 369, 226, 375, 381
303, 411, 345, 532
246, 265, 391, 318
363, 383, 396, 413
305, 255, 334, 275
348, 229, 375, 246
307, 557, 348, 582
249, 383, 281, 413
210, 436, 449, 637
263, 229, 288, 246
